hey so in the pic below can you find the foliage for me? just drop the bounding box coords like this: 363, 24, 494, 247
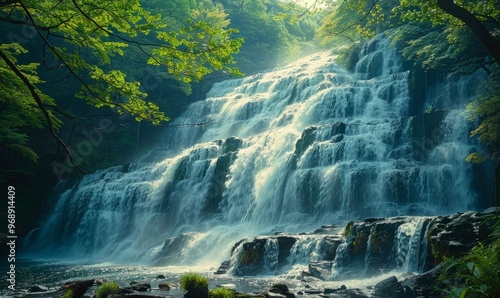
179, 272, 209, 291
319, 0, 499, 72
466, 69, 500, 162
437, 215, 500, 298
0, 43, 60, 162
392, 23, 489, 75
0, 0, 242, 165
316, 0, 399, 46
209, 287, 234, 298
95, 282, 120, 298
317, 0, 500, 162
217, 0, 321, 74
61, 289, 74, 298
395, 0, 500, 28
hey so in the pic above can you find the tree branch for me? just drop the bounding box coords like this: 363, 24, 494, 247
330, 0, 380, 37
437, 0, 500, 68
17, 0, 156, 121
0, 0, 18, 9
0, 49, 87, 174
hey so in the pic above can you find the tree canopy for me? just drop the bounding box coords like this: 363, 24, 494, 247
0, 0, 242, 171
316, 0, 500, 162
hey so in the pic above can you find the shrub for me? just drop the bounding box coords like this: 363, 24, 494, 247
179, 273, 209, 291
95, 282, 120, 298
438, 215, 500, 297
209, 287, 234, 298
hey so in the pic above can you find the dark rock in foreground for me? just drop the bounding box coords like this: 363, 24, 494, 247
224, 208, 498, 282
28, 285, 49, 293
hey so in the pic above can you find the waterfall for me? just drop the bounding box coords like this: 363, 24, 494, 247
24, 35, 490, 267
263, 239, 279, 273
393, 218, 428, 273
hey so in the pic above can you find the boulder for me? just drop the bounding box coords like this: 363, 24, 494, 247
269, 284, 289, 294
29, 285, 49, 292
320, 236, 343, 260
125, 295, 167, 298
95, 278, 108, 285
233, 236, 297, 275
185, 285, 209, 298
308, 261, 333, 280
294, 126, 317, 158
401, 265, 444, 296
269, 283, 295, 298
303, 289, 322, 294
330, 122, 346, 135
324, 285, 346, 294
129, 282, 151, 292
62, 279, 95, 298
223, 137, 243, 153
331, 134, 344, 143
156, 275, 166, 279
373, 276, 405, 298
159, 282, 170, 291
214, 260, 231, 274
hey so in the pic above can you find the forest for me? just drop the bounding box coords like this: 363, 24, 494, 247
1, 0, 500, 297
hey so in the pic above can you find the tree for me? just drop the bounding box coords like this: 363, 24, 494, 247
0, 0, 242, 171
317, 0, 500, 162
397, 0, 500, 68
215, 0, 321, 74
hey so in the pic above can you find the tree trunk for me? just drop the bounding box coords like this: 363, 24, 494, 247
437, 0, 500, 67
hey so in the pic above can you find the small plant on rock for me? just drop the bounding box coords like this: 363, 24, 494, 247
61, 289, 74, 298
96, 281, 120, 298
209, 287, 234, 298
179, 272, 209, 291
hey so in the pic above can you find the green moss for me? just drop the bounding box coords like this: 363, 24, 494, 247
352, 231, 368, 254
240, 249, 261, 266
209, 287, 234, 298
96, 282, 120, 298
179, 273, 209, 291
343, 221, 355, 237
61, 289, 74, 298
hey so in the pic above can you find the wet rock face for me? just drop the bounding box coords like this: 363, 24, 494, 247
225, 209, 498, 286
336, 217, 410, 274
294, 126, 318, 158
231, 236, 298, 276
428, 209, 497, 265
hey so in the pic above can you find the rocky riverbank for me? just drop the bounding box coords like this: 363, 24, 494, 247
10, 208, 499, 298
215, 207, 500, 297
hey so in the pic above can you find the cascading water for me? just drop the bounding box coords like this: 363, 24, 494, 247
24, 35, 491, 271
393, 218, 428, 272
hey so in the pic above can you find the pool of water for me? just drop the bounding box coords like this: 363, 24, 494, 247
0, 259, 406, 297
